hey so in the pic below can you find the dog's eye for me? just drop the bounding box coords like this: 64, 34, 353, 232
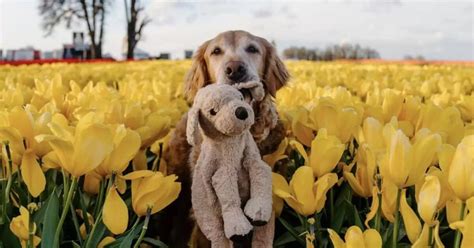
210, 108, 217, 116
246, 45, 259, 54
211, 47, 222, 55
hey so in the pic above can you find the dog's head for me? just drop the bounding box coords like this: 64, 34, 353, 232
186, 84, 254, 146
184, 30, 290, 102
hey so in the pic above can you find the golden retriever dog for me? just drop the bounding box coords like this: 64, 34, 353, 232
155, 30, 290, 248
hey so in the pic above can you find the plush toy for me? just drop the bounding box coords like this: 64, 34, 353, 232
187, 83, 273, 248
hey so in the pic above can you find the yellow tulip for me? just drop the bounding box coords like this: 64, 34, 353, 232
381, 89, 404, 122
310, 98, 362, 143
412, 222, 445, 248
9, 206, 41, 248
400, 189, 422, 243
20, 149, 45, 198
263, 137, 288, 168
418, 175, 441, 226
448, 135, 474, 201
272, 166, 337, 216
98, 237, 116, 248
103, 185, 128, 234
36, 115, 114, 177
418, 176, 441, 226
356, 117, 385, 154
383, 126, 441, 188
365, 179, 398, 225
285, 107, 315, 146
136, 112, 171, 148
328, 226, 382, 248
450, 197, 474, 248
344, 144, 376, 198
416, 103, 464, 146
291, 129, 345, 178
122, 170, 181, 216
95, 125, 141, 177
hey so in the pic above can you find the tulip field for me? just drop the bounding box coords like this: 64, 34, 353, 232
0, 60, 473, 248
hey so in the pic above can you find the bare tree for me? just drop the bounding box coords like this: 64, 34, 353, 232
124, 0, 151, 59
39, 0, 109, 58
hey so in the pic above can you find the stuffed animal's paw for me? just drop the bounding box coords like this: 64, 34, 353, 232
222, 209, 253, 240
244, 198, 272, 226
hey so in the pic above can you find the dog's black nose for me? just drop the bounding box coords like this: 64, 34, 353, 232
225, 61, 247, 82
235, 107, 248, 120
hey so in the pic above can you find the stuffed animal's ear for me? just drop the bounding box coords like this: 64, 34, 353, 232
184, 40, 211, 102
261, 39, 290, 97
186, 107, 200, 146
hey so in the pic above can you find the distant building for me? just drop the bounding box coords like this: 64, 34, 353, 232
4, 47, 40, 61
121, 37, 151, 60
159, 53, 170, 60
185, 50, 193, 59
0, 50, 3, 60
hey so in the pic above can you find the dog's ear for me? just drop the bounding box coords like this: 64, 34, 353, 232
184, 40, 211, 102
186, 106, 200, 146
261, 39, 290, 97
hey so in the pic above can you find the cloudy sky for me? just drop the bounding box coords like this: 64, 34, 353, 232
1, 0, 473, 60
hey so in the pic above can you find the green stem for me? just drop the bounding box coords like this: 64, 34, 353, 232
85, 210, 102, 248
78, 188, 91, 233
133, 208, 151, 248
428, 225, 434, 248
392, 188, 402, 248
2, 142, 14, 222
85, 174, 116, 248
151, 142, 163, 172
374, 173, 383, 232
329, 188, 334, 224
53, 177, 78, 248
453, 201, 467, 248
28, 207, 34, 248
92, 180, 106, 218
70, 203, 83, 245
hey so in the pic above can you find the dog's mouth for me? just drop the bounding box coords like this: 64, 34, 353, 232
239, 88, 253, 103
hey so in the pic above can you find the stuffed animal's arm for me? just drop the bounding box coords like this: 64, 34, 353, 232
212, 165, 253, 239
242, 136, 272, 224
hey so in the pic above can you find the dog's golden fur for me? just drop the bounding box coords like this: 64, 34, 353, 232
157, 30, 289, 247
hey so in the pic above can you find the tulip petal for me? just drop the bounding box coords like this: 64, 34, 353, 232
72, 124, 113, 177
313, 173, 338, 213
121, 170, 155, 180
21, 150, 45, 197
327, 228, 346, 248
103, 186, 128, 234
418, 175, 441, 225
363, 229, 382, 248
448, 135, 474, 201
400, 189, 421, 243
344, 226, 365, 248
289, 140, 309, 164
98, 237, 116, 248
290, 166, 316, 216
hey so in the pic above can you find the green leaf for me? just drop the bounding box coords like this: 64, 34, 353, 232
352, 205, 364, 230
41, 188, 59, 248
0, 219, 21, 248
71, 241, 81, 248
85, 219, 107, 248
274, 225, 305, 246
106, 221, 144, 248
277, 217, 306, 246
142, 237, 169, 248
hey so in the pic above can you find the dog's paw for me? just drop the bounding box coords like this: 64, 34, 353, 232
244, 198, 272, 226
222, 209, 253, 239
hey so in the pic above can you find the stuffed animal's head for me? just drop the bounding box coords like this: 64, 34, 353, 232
187, 84, 255, 145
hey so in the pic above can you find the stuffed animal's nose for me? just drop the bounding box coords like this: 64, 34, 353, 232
235, 107, 248, 120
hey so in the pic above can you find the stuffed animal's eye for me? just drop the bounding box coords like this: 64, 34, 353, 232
210, 108, 217, 116
211, 47, 222, 55
246, 45, 259, 54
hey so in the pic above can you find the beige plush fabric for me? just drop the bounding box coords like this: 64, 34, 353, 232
187, 83, 273, 248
